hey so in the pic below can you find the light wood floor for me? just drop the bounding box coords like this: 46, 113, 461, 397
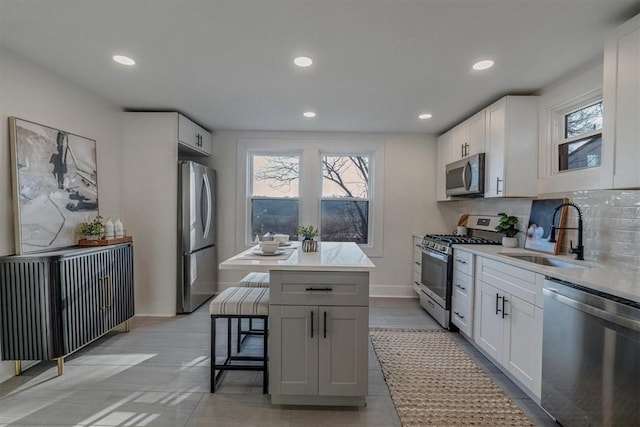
0, 298, 555, 426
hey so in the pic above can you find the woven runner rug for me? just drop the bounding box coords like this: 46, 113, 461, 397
369, 328, 533, 427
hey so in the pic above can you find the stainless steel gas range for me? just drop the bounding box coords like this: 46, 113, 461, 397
419, 215, 503, 329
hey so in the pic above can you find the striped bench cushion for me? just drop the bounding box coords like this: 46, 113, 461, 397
239, 272, 270, 288
210, 287, 269, 316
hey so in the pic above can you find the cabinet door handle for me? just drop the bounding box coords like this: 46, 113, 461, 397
414, 261, 420, 266
465, 143, 469, 157
456, 258, 467, 264
461, 144, 464, 158
305, 287, 333, 292
496, 293, 502, 315
98, 277, 106, 310
414, 281, 421, 286
454, 311, 464, 320
310, 310, 314, 338
105, 275, 113, 308
502, 297, 508, 319
496, 177, 503, 195
323, 311, 327, 339
455, 284, 466, 291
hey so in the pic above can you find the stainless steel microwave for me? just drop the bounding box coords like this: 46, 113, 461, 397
445, 153, 485, 197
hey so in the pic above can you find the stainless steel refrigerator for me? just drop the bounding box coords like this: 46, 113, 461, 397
177, 160, 217, 313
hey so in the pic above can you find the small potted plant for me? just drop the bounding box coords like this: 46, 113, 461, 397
495, 212, 519, 248
297, 225, 319, 252
78, 216, 105, 240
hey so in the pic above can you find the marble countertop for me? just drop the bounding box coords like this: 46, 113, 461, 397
454, 244, 640, 302
219, 241, 376, 272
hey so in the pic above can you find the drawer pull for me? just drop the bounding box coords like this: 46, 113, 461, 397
454, 311, 464, 320
414, 261, 420, 266
455, 284, 466, 291
305, 287, 333, 292
414, 281, 421, 286
456, 258, 467, 264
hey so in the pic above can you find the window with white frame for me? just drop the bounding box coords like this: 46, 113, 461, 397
321, 154, 370, 244
240, 139, 384, 255
557, 100, 603, 172
249, 153, 300, 239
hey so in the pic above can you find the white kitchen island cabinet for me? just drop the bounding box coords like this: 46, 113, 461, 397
219, 242, 375, 406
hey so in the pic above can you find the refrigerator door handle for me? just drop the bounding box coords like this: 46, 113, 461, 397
201, 173, 212, 240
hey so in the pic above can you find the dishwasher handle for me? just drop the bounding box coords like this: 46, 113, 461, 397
543, 288, 640, 332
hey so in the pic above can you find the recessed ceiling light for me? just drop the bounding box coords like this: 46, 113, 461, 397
303, 111, 316, 118
294, 56, 313, 67
472, 59, 494, 71
418, 113, 433, 120
113, 55, 135, 66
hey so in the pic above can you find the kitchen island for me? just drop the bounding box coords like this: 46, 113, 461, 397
220, 242, 375, 406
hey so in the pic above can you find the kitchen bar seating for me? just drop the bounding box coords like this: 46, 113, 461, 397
209, 287, 269, 393
237, 272, 270, 350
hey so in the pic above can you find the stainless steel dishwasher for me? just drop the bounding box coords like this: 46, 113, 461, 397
542, 278, 640, 426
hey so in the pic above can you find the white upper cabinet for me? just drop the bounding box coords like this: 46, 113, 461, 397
602, 13, 640, 189
436, 129, 455, 201
178, 114, 212, 156
435, 110, 486, 201
484, 96, 539, 198
453, 110, 486, 160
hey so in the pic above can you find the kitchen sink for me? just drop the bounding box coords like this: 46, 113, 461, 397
503, 254, 590, 269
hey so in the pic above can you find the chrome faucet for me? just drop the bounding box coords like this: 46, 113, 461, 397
549, 202, 584, 260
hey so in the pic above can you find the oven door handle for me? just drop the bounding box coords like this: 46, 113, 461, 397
422, 249, 449, 263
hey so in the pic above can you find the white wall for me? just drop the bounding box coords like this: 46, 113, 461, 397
0, 48, 124, 383
206, 131, 446, 298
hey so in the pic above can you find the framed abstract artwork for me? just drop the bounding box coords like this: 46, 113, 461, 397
9, 117, 99, 254
524, 198, 568, 254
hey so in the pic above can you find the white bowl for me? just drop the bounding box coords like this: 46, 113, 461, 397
273, 234, 289, 244
259, 241, 280, 253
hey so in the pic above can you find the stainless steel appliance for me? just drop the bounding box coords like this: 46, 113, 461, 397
177, 160, 217, 313
445, 153, 485, 197
542, 278, 640, 426
420, 215, 502, 328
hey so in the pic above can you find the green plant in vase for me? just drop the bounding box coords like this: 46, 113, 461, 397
297, 225, 319, 252
495, 212, 519, 247
78, 216, 105, 240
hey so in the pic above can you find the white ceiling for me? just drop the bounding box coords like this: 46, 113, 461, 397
1, 0, 638, 134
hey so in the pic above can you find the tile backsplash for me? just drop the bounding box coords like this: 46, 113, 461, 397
438, 190, 640, 269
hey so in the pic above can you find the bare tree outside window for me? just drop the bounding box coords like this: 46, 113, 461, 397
251, 154, 299, 239
559, 101, 603, 171
321, 155, 370, 244
250, 153, 372, 244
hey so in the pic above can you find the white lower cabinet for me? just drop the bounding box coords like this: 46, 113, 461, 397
412, 236, 422, 294
269, 271, 369, 405
451, 249, 474, 336
474, 256, 544, 399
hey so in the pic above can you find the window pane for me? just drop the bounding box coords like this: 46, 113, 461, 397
322, 155, 369, 198
252, 155, 299, 197
558, 134, 602, 171
321, 200, 368, 244
251, 199, 299, 238
564, 101, 603, 138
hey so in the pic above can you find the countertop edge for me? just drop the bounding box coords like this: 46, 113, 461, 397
453, 244, 640, 303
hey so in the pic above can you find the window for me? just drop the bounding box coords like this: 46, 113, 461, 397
321, 155, 370, 244
239, 138, 384, 255
250, 153, 300, 239
558, 100, 602, 172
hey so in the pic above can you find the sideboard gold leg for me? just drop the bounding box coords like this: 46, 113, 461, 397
14, 361, 22, 376
57, 357, 64, 376
125, 319, 131, 333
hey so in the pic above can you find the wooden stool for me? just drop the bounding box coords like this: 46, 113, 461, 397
238, 272, 270, 349
210, 287, 269, 393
